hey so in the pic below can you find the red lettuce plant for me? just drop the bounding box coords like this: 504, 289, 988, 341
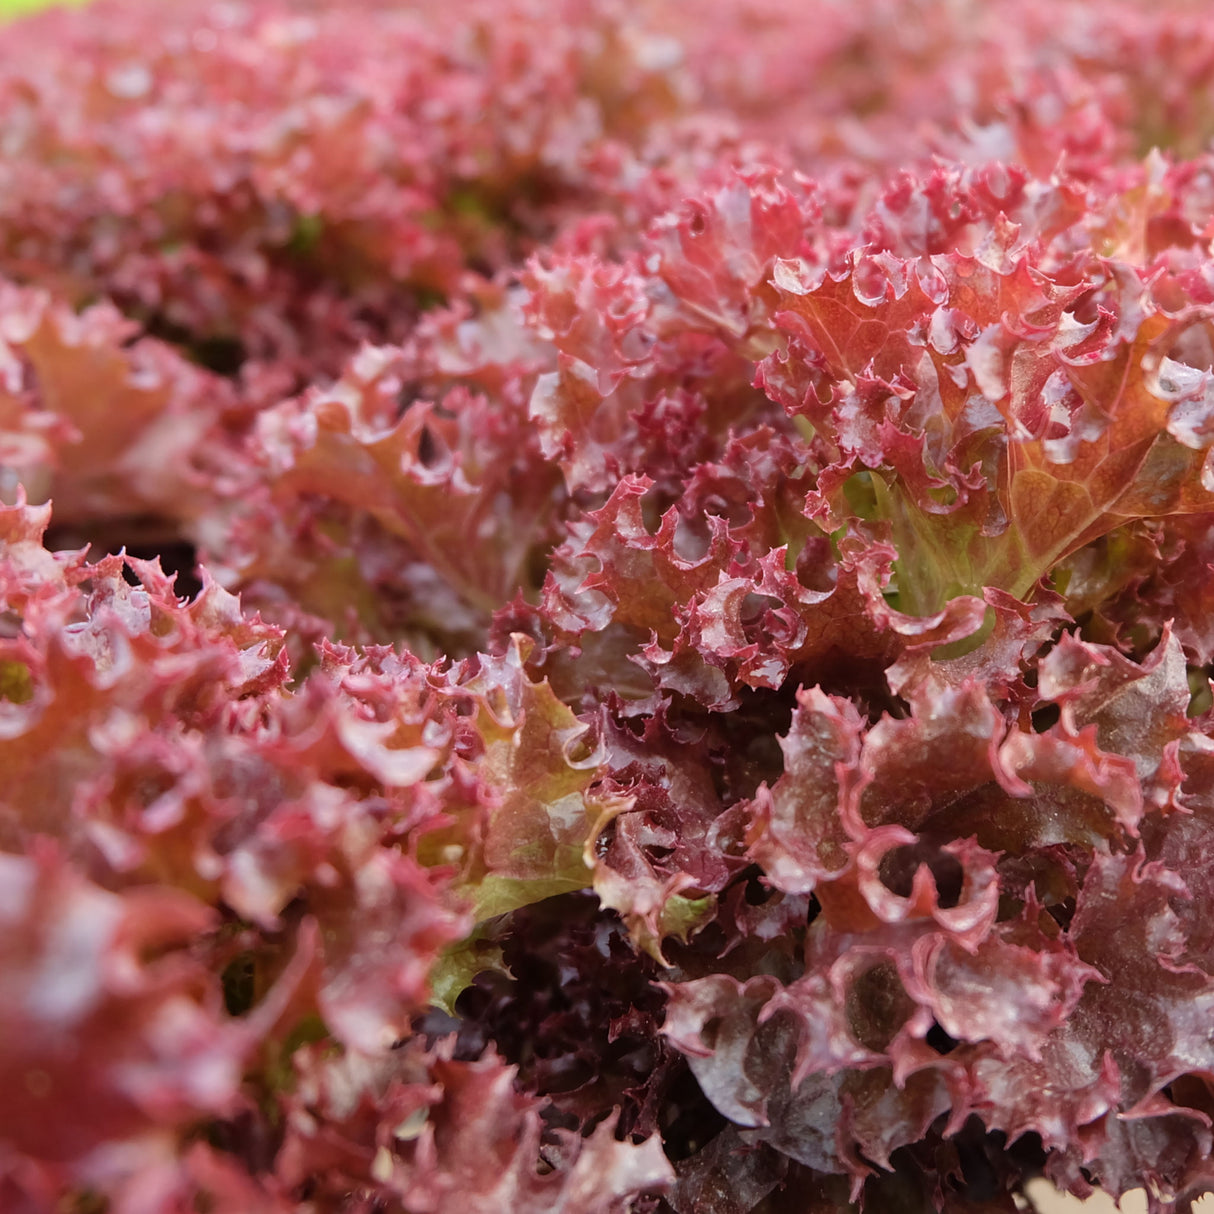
8, 0, 1214, 1211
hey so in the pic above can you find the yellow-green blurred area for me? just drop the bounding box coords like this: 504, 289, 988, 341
0, 0, 87, 16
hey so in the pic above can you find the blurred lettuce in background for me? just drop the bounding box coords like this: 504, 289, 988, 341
0, 0, 85, 15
